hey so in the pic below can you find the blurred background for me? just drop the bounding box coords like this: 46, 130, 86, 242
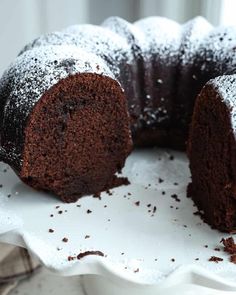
0, 0, 236, 75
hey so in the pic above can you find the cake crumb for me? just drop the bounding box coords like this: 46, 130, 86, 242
50, 214, 54, 217
171, 194, 180, 202
209, 256, 223, 263
230, 254, 236, 264
158, 178, 164, 183
221, 237, 236, 254
85, 235, 90, 239
135, 201, 140, 206
62, 237, 68, 243
58, 210, 63, 214
48, 229, 54, 233
134, 268, 139, 273
171, 258, 175, 262
87, 209, 92, 214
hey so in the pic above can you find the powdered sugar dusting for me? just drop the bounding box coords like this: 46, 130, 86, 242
210, 75, 236, 133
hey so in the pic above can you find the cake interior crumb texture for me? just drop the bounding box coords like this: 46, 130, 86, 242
20, 73, 132, 202
188, 79, 236, 232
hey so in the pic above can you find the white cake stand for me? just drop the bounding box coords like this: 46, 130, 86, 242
0, 149, 236, 295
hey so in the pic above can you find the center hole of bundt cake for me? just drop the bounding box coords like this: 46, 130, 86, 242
21, 73, 132, 202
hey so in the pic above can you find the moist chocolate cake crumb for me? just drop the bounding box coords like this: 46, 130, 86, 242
134, 268, 139, 273
85, 235, 90, 239
170, 205, 174, 208
230, 254, 236, 264
171, 258, 175, 262
93, 192, 102, 199
62, 237, 68, 243
50, 214, 54, 217
127, 192, 131, 196
7, 194, 11, 198
155, 258, 158, 261
153, 206, 157, 213
87, 209, 92, 214
195, 258, 199, 261
174, 182, 178, 186
55, 206, 60, 209
214, 248, 221, 251
76, 204, 81, 207
104, 205, 107, 208
121, 252, 124, 255
204, 245, 208, 248
106, 190, 113, 196
148, 209, 151, 213
158, 178, 164, 183
175, 207, 179, 210
77, 250, 104, 260
48, 229, 54, 233
162, 191, 166, 195
135, 201, 140, 206
171, 194, 180, 202
221, 237, 236, 254
68, 256, 76, 261
0, 184, 3, 188
107, 218, 111, 222
209, 256, 223, 263
147, 204, 151, 207
183, 225, 187, 228
58, 210, 63, 214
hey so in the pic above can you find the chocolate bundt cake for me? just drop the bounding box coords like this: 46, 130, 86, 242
188, 76, 236, 232
2, 16, 236, 232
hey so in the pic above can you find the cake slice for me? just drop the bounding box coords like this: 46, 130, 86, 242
188, 75, 236, 232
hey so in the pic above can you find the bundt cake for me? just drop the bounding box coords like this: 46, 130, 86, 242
1, 16, 236, 231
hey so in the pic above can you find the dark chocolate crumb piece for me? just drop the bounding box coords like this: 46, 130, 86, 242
153, 206, 157, 213
85, 235, 90, 239
55, 206, 60, 209
195, 258, 199, 261
0, 184, 3, 188
173, 182, 178, 186
58, 210, 63, 214
148, 209, 151, 213
183, 225, 187, 228
135, 201, 140, 206
204, 245, 208, 248
162, 191, 166, 195
50, 214, 54, 217
170, 205, 174, 208
221, 237, 236, 254
158, 178, 164, 183
209, 256, 223, 263
7, 194, 11, 198
128, 192, 131, 196
155, 258, 158, 261
121, 252, 124, 255
134, 268, 139, 273
62, 237, 68, 243
93, 192, 101, 199
104, 205, 107, 208
68, 256, 76, 261
214, 248, 221, 252
175, 207, 179, 210
106, 190, 113, 196
76, 204, 81, 207
147, 204, 151, 208
171, 194, 180, 202
87, 209, 92, 214
77, 250, 104, 260
171, 258, 175, 262
48, 229, 54, 233
230, 254, 236, 264
107, 219, 111, 222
